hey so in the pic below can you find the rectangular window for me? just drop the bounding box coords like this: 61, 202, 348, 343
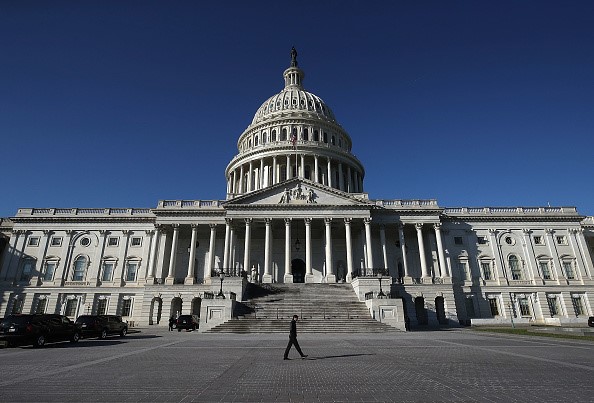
28, 237, 40, 247
556, 235, 567, 245
11, 298, 24, 314
101, 262, 114, 282
477, 236, 487, 245
35, 298, 47, 314
488, 298, 499, 316
107, 237, 119, 247
539, 262, 552, 280
97, 298, 108, 315
50, 237, 62, 247
518, 298, 531, 316
481, 262, 492, 280
125, 263, 138, 282
458, 261, 469, 280
20, 260, 34, 281
547, 296, 560, 316
454, 237, 463, 245
65, 299, 78, 317
571, 296, 584, 316
121, 299, 132, 317
533, 236, 544, 245
563, 262, 575, 279
44, 262, 56, 281
130, 237, 142, 247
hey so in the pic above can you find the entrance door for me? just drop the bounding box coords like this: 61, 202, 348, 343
291, 259, 306, 283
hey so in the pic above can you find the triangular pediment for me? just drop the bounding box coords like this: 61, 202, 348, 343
224, 178, 373, 207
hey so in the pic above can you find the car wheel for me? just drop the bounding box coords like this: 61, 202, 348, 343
100, 329, 108, 339
119, 327, 127, 337
35, 335, 46, 348
178, 328, 182, 332
71, 332, 80, 343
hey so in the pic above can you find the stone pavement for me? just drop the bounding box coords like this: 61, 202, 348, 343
0, 327, 593, 402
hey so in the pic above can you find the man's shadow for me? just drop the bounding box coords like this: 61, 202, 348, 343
304, 353, 374, 360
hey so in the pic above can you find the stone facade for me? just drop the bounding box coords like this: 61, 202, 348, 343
1, 52, 593, 329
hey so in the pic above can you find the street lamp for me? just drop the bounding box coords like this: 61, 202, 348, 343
217, 270, 226, 298
377, 271, 386, 298
508, 302, 515, 329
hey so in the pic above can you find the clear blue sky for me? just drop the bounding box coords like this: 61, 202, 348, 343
1, 1, 593, 217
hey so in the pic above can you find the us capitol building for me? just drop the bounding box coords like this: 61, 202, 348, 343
1, 50, 593, 330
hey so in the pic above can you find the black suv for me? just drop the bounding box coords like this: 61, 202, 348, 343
176, 315, 199, 331
0, 314, 81, 348
75, 315, 128, 339
588, 316, 594, 327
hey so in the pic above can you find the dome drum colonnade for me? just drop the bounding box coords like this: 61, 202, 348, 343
225, 56, 365, 198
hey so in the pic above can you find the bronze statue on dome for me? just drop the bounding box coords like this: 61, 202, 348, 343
290, 47, 298, 67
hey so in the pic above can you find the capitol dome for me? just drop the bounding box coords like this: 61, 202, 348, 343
225, 48, 365, 199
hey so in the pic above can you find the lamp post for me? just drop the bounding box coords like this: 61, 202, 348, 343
218, 270, 225, 298
508, 301, 515, 329
377, 271, 386, 298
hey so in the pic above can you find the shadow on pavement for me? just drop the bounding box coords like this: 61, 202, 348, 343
303, 353, 374, 360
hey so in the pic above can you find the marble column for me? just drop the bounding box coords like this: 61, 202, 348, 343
325, 218, 335, 283
185, 224, 198, 284
434, 223, 449, 278
305, 218, 314, 282
146, 225, 160, 283
223, 219, 231, 271
416, 223, 429, 278
488, 229, 505, 284
364, 218, 374, 270
263, 219, 272, 283
248, 161, 253, 192
272, 156, 277, 185
327, 158, 332, 188
300, 154, 305, 178
206, 224, 217, 284
398, 224, 410, 282
243, 219, 252, 280
344, 218, 353, 281
286, 155, 291, 180
380, 225, 388, 273
239, 165, 244, 194
347, 166, 352, 192
314, 155, 319, 184
165, 224, 179, 284
284, 218, 293, 283
338, 162, 344, 191
259, 159, 264, 189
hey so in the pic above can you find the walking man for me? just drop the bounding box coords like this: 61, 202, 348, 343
284, 315, 308, 360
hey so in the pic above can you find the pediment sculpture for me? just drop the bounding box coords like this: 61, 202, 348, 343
279, 183, 316, 204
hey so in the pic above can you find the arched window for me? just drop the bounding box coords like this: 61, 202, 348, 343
272, 130, 277, 141
248, 139, 252, 148
304, 166, 311, 180
331, 135, 335, 145
338, 138, 342, 148
73, 256, 88, 281
313, 130, 319, 141
303, 128, 309, 141
509, 255, 522, 280
323, 132, 328, 143
254, 136, 259, 146
281, 128, 287, 141
262, 132, 267, 144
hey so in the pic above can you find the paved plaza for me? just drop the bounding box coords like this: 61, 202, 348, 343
0, 327, 593, 402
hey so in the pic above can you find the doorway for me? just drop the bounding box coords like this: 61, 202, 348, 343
291, 259, 306, 283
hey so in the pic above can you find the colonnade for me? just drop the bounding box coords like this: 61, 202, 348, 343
146, 219, 452, 285
226, 154, 364, 196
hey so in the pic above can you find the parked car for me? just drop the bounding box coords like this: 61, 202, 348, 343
176, 315, 199, 331
0, 314, 81, 348
75, 315, 128, 339
588, 316, 594, 327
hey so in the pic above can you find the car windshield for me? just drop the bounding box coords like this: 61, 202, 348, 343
75, 316, 97, 325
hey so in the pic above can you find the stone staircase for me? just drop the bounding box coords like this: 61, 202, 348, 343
207, 283, 400, 333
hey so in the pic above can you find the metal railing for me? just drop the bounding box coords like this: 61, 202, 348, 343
352, 267, 388, 278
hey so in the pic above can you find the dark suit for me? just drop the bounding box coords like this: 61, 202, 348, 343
284, 319, 305, 358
